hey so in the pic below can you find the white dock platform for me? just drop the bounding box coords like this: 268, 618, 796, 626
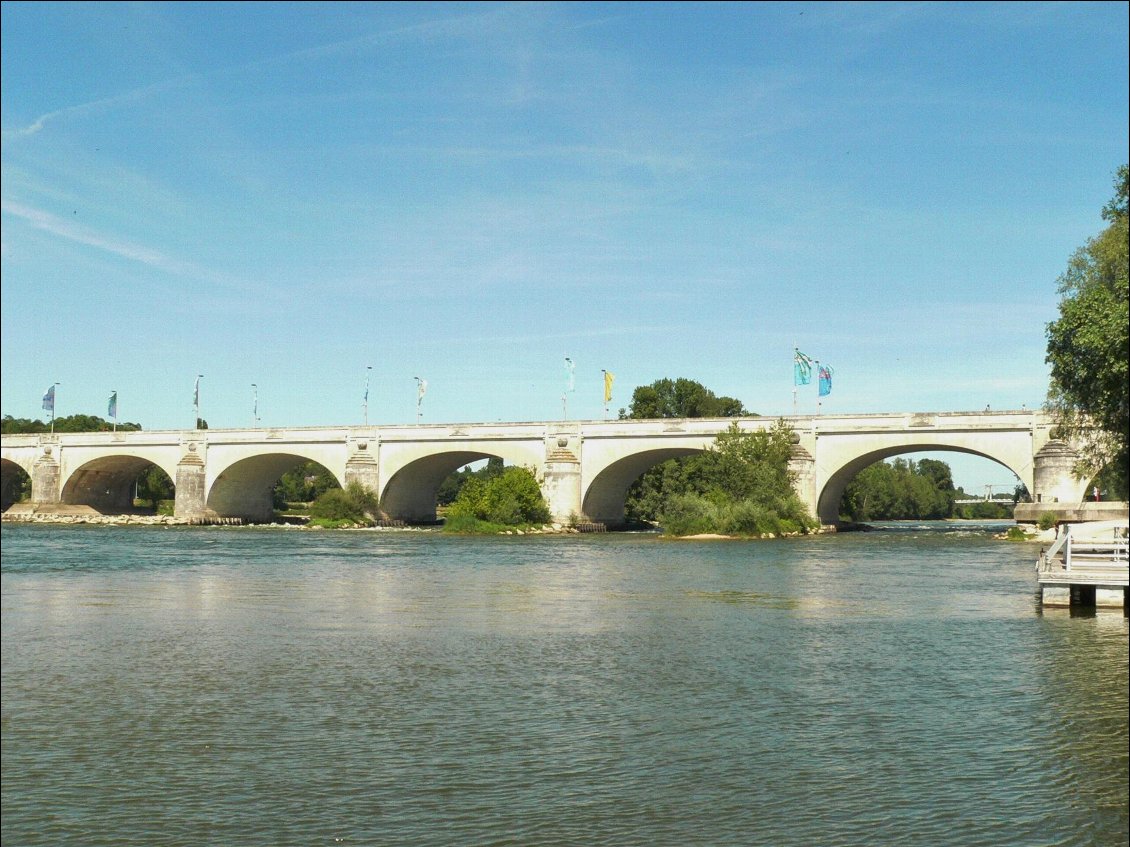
1037, 520, 1129, 608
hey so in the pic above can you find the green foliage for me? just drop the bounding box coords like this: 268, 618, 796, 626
308, 481, 379, 525
1046, 164, 1129, 498
1005, 526, 1031, 541
659, 494, 719, 536
621, 377, 750, 420
1, 414, 141, 434
135, 466, 174, 510
1038, 512, 1058, 531
952, 499, 1013, 520
272, 461, 340, 508
445, 466, 550, 528
620, 378, 756, 522
441, 513, 515, 535
437, 457, 504, 506
655, 422, 817, 537
841, 458, 956, 521
659, 493, 813, 538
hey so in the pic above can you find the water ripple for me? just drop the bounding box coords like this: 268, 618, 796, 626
2, 524, 1126, 846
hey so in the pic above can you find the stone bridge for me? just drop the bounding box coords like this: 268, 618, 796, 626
0, 410, 1095, 526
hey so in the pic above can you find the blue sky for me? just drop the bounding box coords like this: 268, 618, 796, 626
2, 2, 1127, 491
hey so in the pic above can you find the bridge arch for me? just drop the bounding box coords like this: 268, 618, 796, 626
582, 446, 706, 526
207, 452, 344, 522
2, 458, 32, 511
382, 450, 532, 522
60, 454, 178, 514
816, 444, 1027, 525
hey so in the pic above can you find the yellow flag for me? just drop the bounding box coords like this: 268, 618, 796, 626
603, 370, 615, 404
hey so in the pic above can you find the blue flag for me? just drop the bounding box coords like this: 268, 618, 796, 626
42, 385, 55, 413
794, 349, 814, 386
818, 365, 833, 397
108, 391, 118, 419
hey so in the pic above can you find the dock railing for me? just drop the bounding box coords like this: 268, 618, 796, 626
1038, 520, 1130, 577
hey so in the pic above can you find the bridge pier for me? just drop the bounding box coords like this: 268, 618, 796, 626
788, 438, 818, 524
173, 443, 209, 521
344, 438, 381, 507
1032, 439, 1088, 504
541, 431, 582, 524
31, 443, 62, 507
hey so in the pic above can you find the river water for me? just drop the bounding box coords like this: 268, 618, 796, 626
1, 522, 1126, 846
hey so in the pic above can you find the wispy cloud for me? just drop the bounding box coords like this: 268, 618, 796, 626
1, 199, 259, 293
0, 76, 195, 140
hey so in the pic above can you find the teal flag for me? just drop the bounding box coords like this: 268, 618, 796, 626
818, 365, 833, 397
794, 349, 814, 386
108, 391, 118, 419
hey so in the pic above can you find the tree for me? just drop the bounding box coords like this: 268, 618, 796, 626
621, 378, 752, 522
1, 414, 141, 434
272, 461, 340, 509
621, 378, 750, 419
1046, 165, 1129, 498
840, 457, 956, 521
656, 422, 816, 536
135, 466, 174, 510
437, 457, 504, 506
308, 481, 380, 525
445, 466, 551, 528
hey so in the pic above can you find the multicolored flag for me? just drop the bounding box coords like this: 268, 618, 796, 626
603, 370, 615, 404
193, 375, 201, 408
818, 365, 834, 397
42, 384, 55, 413
108, 391, 118, 420
565, 357, 575, 393
794, 349, 814, 386
417, 378, 428, 400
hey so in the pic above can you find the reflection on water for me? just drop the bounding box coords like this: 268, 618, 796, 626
2, 523, 1126, 847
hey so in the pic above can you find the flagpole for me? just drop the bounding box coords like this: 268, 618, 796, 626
793, 346, 798, 418
363, 366, 372, 426
815, 360, 821, 416
564, 356, 574, 421
49, 383, 59, 433
194, 374, 203, 429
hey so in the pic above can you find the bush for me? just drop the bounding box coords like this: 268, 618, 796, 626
442, 513, 512, 535
308, 481, 379, 525
445, 467, 550, 528
717, 499, 773, 535
659, 494, 719, 536
1038, 512, 1058, 531
660, 492, 818, 538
